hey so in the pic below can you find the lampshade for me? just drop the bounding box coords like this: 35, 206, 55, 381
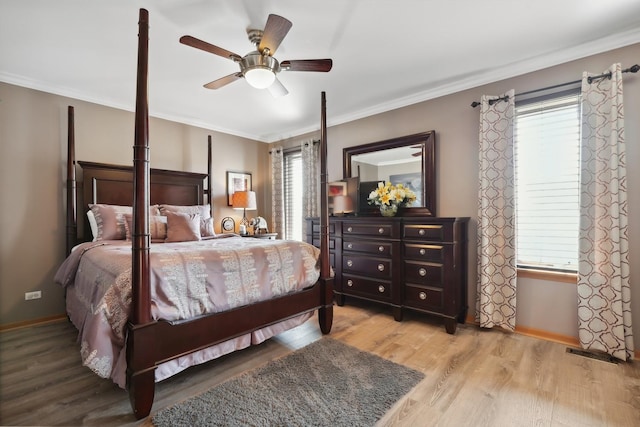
232, 190, 257, 210
332, 195, 354, 215
244, 68, 275, 89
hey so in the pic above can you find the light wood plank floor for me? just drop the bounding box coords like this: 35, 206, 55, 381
1, 301, 639, 426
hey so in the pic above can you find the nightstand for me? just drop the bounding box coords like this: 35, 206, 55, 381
243, 233, 278, 240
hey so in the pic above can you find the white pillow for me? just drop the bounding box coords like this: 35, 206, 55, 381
87, 210, 98, 242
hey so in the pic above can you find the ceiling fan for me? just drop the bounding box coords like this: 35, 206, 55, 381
179, 14, 332, 97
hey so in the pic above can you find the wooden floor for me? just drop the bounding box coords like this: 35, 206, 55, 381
1, 301, 639, 426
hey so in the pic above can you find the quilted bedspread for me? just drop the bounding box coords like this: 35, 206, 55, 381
54, 235, 320, 387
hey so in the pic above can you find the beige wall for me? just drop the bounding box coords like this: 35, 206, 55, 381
2, 43, 639, 348
284, 43, 640, 344
0, 83, 269, 325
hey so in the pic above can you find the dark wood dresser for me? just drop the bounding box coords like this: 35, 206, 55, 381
306, 216, 469, 334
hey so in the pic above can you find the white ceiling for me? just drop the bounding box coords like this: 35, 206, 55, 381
2, 0, 640, 143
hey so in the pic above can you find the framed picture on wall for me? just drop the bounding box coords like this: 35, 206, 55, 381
226, 171, 252, 206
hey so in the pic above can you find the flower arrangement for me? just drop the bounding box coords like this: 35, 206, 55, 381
367, 181, 417, 215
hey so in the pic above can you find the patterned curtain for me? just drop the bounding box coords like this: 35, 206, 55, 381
476, 90, 517, 331
578, 63, 634, 361
270, 146, 284, 237
301, 140, 319, 236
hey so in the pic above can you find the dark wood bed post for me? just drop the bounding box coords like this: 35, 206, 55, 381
126, 8, 155, 419
131, 7, 151, 325
122, 9, 331, 419
318, 91, 334, 334
207, 135, 213, 217
66, 106, 77, 255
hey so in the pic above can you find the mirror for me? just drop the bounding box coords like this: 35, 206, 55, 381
343, 131, 436, 216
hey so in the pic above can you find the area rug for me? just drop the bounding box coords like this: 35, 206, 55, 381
152, 338, 424, 427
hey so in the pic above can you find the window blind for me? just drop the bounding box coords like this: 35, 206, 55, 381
283, 150, 303, 241
514, 93, 581, 272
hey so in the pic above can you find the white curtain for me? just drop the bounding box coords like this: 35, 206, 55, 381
270, 146, 284, 237
301, 140, 319, 236
578, 63, 634, 361
476, 90, 517, 331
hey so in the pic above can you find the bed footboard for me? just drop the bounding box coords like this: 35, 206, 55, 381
126, 278, 333, 418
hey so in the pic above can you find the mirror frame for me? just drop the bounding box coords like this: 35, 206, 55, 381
343, 131, 436, 217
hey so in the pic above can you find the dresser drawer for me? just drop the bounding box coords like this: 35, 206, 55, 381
342, 223, 395, 238
404, 243, 445, 262
312, 222, 335, 234
342, 275, 392, 302
404, 285, 443, 311
403, 223, 452, 242
343, 239, 392, 256
342, 255, 392, 279
311, 238, 335, 250
404, 260, 443, 286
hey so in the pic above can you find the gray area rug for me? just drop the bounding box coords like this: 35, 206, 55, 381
152, 338, 424, 427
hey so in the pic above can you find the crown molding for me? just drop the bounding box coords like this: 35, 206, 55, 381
3, 28, 639, 144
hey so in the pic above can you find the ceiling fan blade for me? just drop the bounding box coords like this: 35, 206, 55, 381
267, 77, 289, 98
180, 35, 241, 62
281, 59, 333, 72
203, 73, 243, 90
258, 14, 292, 55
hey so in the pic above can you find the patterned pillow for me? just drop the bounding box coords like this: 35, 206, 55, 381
159, 204, 215, 237
123, 214, 168, 242
165, 211, 202, 242
89, 204, 161, 240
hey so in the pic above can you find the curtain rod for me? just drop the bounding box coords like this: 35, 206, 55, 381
470, 63, 639, 108
269, 139, 320, 154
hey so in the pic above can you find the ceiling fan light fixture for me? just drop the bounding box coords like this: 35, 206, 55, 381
244, 67, 275, 89
240, 52, 279, 89
180, 14, 332, 94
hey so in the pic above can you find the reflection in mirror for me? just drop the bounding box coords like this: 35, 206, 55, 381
351, 146, 424, 205
343, 131, 436, 216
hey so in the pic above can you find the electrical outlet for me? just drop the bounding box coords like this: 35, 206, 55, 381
25, 291, 42, 300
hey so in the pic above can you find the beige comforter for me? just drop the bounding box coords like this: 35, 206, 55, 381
55, 235, 320, 387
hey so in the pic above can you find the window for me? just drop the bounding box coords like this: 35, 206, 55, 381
283, 149, 303, 240
514, 92, 581, 272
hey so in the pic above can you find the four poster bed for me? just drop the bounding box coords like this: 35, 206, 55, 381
55, 9, 333, 419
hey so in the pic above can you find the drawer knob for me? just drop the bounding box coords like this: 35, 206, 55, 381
378, 246, 385, 252
378, 285, 385, 293
378, 228, 384, 234
347, 243, 353, 249
347, 226, 353, 233
378, 264, 385, 272
419, 268, 427, 277
347, 279, 353, 287
347, 260, 353, 267
419, 291, 427, 300
419, 248, 426, 255
419, 229, 426, 235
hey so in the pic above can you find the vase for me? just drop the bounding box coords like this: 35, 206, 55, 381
379, 204, 398, 217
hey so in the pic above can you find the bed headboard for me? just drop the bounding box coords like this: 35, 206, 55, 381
76, 161, 208, 242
